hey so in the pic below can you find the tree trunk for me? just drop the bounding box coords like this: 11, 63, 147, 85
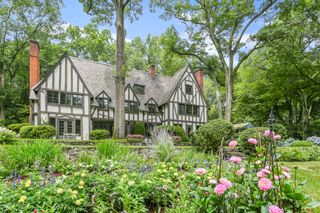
113, 3, 126, 138
0, 64, 4, 120
224, 69, 233, 121
212, 75, 223, 119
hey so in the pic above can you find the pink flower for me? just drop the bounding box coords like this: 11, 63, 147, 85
257, 171, 266, 178
264, 130, 274, 138
265, 166, 270, 170
258, 178, 273, 191
273, 134, 281, 140
262, 168, 271, 174
230, 156, 241, 163
282, 166, 290, 172
248, 138, 257, 145
229, 140, 237, 147
214, 184, 228, 195
195, 168, 206, 175
236, 168, 246, 176
282, 171, 291, 179
274, 175, 280, 180
268, 205, 284, 213
209, 179, 217, 185
219, 178, 232, 188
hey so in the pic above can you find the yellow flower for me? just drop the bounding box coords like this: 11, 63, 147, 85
20, 196, 27, 200
174, 173, 178, 176
81, 172, 87, 177
57, 188, 64, 194
197, 176, 201, 179
67, 188, 73, 193
72, 190, 78, 195
169, 167, 174, 170
25, 180, 31, 188
157, 169, 162, 173
18, 196, 26, 203
78, 185, 84, 189
75, 199, 82, 206
79, 180, 85, 186
162, 169, 168, 173
128, 180, 135, 186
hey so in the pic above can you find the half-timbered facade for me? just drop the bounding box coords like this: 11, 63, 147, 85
29, 41, 208, 139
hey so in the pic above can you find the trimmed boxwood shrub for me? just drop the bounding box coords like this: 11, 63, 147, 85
7, 123, 30, 133
290, 140, 315, 147
277, 147, 320, 161
133, 121, 145, 135
19, 125, 55, 139
193, 119, 234, 152
238, 127, 269, 154
90, 129, 110, 140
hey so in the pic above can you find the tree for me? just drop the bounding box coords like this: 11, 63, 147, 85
152, 0, 278, 121
0, 0, 62, 120
80, 0, 143, 138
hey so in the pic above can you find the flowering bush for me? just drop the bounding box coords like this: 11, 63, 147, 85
0, 127, 17, 144
127, 134, 144, 142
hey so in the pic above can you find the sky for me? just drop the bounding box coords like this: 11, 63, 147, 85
61, 0, 185, 40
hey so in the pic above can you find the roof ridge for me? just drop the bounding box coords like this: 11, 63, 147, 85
69, 56, 114, 67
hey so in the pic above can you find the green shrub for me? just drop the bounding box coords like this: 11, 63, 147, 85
277, 147, 320, 161
238, 127, 269, 153
97, 140, 121, 158
155, 125, 189, 142
0, 127, 17, 144
31, 125, 56, 139
290, 140, 315, 147
133, 121, 145, 135
7, 123, 30, 133
193, 119, 234, 153
273, 123, 287, 139
0, 140, 62, 173
19, 126, 35, 138
307, 119, 320, 136
90, 129, 110, 140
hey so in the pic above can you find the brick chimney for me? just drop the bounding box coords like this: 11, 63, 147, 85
148, 64, 156, 78
194, 69, 204, 91
29, 40, 40, 90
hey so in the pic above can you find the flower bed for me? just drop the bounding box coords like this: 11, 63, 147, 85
127, 134, 144, 143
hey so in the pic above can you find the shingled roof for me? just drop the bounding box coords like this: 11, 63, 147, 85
69, 56, 187, 110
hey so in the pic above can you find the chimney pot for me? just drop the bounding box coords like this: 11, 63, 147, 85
194, 69, 204, 91
149, 64, 156, 78
29, 40, 40, 90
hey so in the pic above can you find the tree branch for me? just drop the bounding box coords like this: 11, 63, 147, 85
233, 41, 263, 72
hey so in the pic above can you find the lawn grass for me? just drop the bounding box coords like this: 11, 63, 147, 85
282, 161, 320, 201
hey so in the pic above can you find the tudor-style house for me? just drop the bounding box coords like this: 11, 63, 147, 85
29, 41, 208, 140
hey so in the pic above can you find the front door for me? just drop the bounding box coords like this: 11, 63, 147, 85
58, 120, 73, 138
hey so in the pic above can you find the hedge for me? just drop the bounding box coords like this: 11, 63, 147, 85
89, 129, 110, 140
133, 121, 145, 135
7, 123, 31, 133
290, 140, 315, 147
19, 125, 56, 139
277, 147, 320, 161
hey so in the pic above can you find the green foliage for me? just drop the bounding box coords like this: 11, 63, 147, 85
193, 119, 234, 152
273, 123, 288, 139
133, 121, 145, 135
19, 126, 35, 138
238, 127, 269, 153
0, 127, 17, 144
96, 140, 127, 159
151, 129, 176, 162
0, 140, 62, 173
89, 129, 110, 140
19, 125, 55, 139
7, 123, 30, 133
278, 147, 320, 162
155, 125, 189, 142
290, 140, 315, 147
307, 120, 320, 136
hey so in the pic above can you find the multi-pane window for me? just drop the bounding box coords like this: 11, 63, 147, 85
49, 117, 56, 127
178, 104, 185, 115
59, 121, 64, 135
73, 95, 83, 107
75, 120, 81, 134
186, 85, 193, 95
67, 121, 73, 133
186, 105, 193, 115
60, 93, 71, 105
98, 98, 109, 110
125, 101, 139, 113
47, 91, 59, 104
133, 84, 145, 95
193, 106, 199, 116
148, 104, 156, 114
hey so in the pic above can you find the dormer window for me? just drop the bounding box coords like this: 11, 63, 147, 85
148, 104, 156, 114
133, 84, 145, 95
98, 98, 109, 110
186, 84, 193, 95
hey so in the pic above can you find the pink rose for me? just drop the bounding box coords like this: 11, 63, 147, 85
282, 166, 290, 172
282, 171, 291, 179
258, 178, 273, 191
209, 179, 217, 185
248, 138, 257, 145
230, 156, 241, 163
257, 171, 266, 178
264, 130, 274, 138
195, 168, 206, 175
268, 205, 284, 213
273, 134, 281, 140
229, 140, 237, 147
219, 178, 232, 188
265, 166, 270, 170
214, 184, 228, 195
236, 168, 246, 176
262, 168, 271, 174
274, 175, 280, 180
